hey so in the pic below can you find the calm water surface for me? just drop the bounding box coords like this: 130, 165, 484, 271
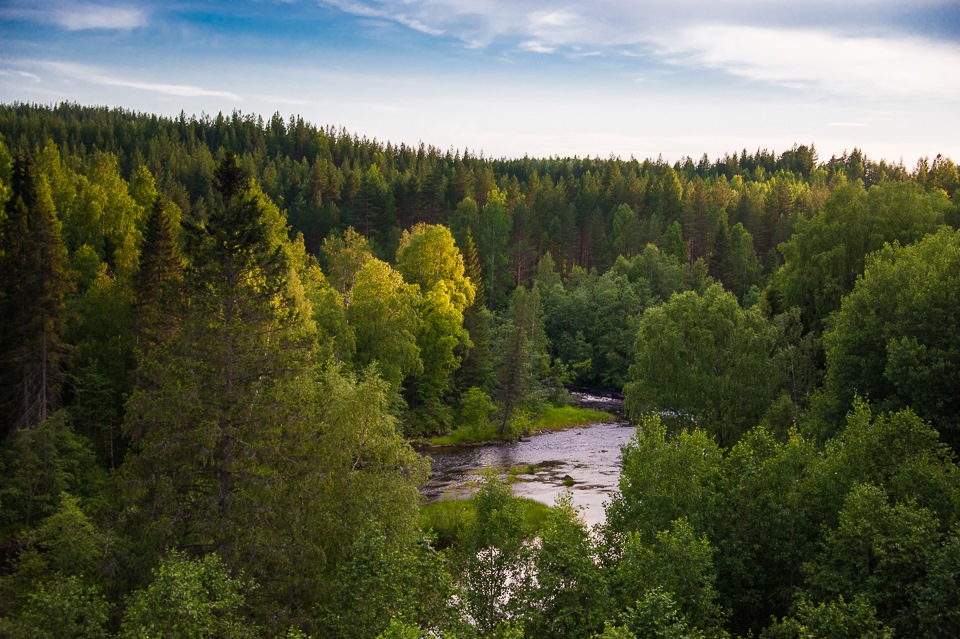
419, 393, 635, 526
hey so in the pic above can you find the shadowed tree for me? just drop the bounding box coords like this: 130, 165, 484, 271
0, 150, 72, 436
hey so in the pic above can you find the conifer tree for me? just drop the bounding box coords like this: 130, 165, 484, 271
124, 152, 316, 561
462, 227, 485, 308
457, 228, 495, 393
133, 195, 184, 357
493, 286, 548, 436
0, 150, 72, 435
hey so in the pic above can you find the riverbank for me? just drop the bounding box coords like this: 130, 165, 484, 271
425, 404, 614, 447
419, 494, 551, 548
420, 417, 634, 526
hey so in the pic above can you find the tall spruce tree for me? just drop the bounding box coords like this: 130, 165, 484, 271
493, 286, 549, 436
133, 195, 184, 357
457, 229, 495, 393
123, 152, 316, 562
0, 150, 71, 435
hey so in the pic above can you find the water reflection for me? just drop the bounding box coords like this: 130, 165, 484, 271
419, 394, 634, 527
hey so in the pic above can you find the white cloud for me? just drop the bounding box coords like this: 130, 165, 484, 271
38, 61, 243, 99
520, 40, 556, 54
650, 24, 960, 100
529, 10, 578, 29
321, 0, 444, 36
0, 2, 148, 30
0, 70, 42, 82
55, 4, 146, 30
317, 0, 960, 101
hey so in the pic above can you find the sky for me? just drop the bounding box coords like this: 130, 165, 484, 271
1, 0, 959, 164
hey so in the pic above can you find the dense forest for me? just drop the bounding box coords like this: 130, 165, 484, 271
0, 102, 959, 638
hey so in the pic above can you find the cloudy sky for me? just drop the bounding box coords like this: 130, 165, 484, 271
2, 0, 959, 163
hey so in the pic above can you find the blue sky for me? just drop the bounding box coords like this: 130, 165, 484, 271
2, 0, 959, 164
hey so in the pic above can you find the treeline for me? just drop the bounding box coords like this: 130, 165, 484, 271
1, 102, 959, 638
4, 103, 957, 300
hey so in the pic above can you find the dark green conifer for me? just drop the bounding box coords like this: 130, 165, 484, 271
0, 150, 72, 435
134, 195, 184, 357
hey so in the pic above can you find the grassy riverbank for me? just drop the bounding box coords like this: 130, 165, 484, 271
419, 495, 551, 548
531, 405, 613, 431
426, 405, 614, 447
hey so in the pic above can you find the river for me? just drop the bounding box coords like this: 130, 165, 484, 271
418, 393, 636, 526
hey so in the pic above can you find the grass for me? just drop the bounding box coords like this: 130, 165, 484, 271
506, 463, 538, 482
427, 424, 501, 446
528, 405, 613, 432
427, 405, 613, 447
419, 495, 552, 548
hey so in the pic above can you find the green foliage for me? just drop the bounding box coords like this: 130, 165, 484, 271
492, 286, 549, 437
68, 264, 136, 466
619, 588, 706, 639
2, 102, 959, 639
609, 519, 725, 637
526, 493, 606, 639
347, 258, 423, 388
431, 387, 498, 444
419, 495, 550, 550
662, 221, 689, 262
625, 284, 783, 445
823, 227, 960, 448
770, 181, 948, 332
0, 150, 72, 434
530, 405, 612, 431
396, 223, 476, 433
5, 493, 102, 585
322, 226, 375, 300
460, 475, 534, 635
809, 401, 960, 528
709, 216, 763, 301
375, 619, 426, 639
539, 266, 642, 389
2, 574, 109, 639
315, 529, 455, 639
0, 414, 96, 530
761, 596, 893, 639
397, 222, 475, 312
591, 622, 637, 639
120, 551, 257, 639
610, 244, 710, 303
134, 195, 184, 356
606, 414, 722, 542
709, 427, 820, 630
122, 154, 318, 567
476, 189, 513, 307
802, 483, 940, 637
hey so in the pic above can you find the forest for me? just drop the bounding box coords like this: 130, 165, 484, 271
0, 102, 959, 639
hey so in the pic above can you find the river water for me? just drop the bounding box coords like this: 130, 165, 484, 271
418, 393, 636, 526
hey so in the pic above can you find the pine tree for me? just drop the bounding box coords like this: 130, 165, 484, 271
133, 195, 184, 357
493, 286, 548, 436
462, 227, 485, 308
124, 152, 316, 559
709, 215, 730, 285
457, 228, 495, 392
0, 150, 72, 435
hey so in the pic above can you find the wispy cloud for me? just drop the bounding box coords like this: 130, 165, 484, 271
519, 40, 556, 54
317, 0, 960, 101
321, 0, 444, 36
38, 61, 242, 99
1, 2, 147, 31
0, 70, 42, 82
650, 24, 960, 100
55, 4, 146, 30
